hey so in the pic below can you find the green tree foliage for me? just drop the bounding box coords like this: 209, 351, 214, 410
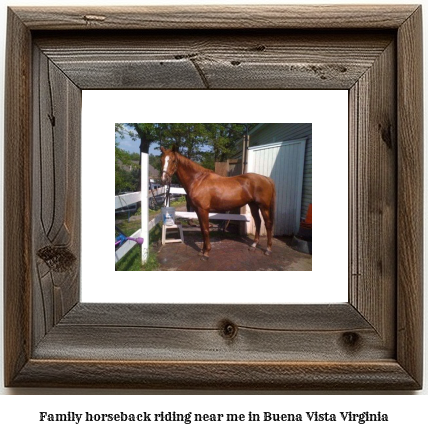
132, 123, 158, 154
116, 123, 255, 162
199, 151, 215, 171
115, 166, 140, 195
115, 123, 258, 192
115, 123, 157, 155
115, 141, 140, 194
204, 123, 257, 162
156, 123, 207, 161
115, 123, 157, 190
115, 123, 127, 137
149, 154, 161, 172
115, 146, 138, 166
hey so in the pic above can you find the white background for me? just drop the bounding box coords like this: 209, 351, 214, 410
82, 89, 348, 304
0, 0, 426, 428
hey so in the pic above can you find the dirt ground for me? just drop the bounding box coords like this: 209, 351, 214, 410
153, 229, 312, 271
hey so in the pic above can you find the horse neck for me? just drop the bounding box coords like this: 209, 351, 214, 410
175, 153, 207, 191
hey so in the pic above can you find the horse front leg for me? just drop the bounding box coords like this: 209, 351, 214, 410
196, 208, 211, 260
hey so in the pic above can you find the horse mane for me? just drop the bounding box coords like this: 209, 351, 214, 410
176, 152, 214, 173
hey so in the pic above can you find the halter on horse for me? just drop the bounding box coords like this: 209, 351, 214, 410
160, 146, 276, 259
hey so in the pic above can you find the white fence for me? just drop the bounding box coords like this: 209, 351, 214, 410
115, 153, 250, 265
115, 186, 183, 264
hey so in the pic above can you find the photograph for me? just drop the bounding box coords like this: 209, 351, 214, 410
115, 123, 312, 271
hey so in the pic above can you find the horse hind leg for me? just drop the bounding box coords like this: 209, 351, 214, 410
260, 205, 274, 256
248, 202, 262, 252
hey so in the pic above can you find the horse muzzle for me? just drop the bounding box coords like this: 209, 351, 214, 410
161, 171, 171, 185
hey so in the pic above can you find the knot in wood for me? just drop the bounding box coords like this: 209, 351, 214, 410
341, 332, 361, 351
219, 320, 238, 340
378, 122, 393, 149
37, 245, 76, 272
83, 15, 106, 23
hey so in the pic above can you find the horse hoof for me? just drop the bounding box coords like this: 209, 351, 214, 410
200, 255, 209, 261
265, 250, 272, 256
248, 246, 257, 252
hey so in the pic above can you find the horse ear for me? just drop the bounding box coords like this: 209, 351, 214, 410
160, 146, 165, 153
171, 144, 177, 153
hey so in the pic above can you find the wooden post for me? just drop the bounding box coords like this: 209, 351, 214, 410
141, 152, 149, 263
241, 133, 249, 174
214, 161, 229, 176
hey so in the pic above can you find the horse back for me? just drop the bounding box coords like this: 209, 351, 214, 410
189, 171, 275, 211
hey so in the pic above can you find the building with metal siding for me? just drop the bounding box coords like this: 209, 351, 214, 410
245, 123, 312, 221
247, 139, 307, 236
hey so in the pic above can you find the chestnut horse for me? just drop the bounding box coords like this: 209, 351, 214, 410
160, 146, 276, 259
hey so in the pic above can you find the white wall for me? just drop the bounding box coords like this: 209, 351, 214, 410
247, 139, 307, 236
249, 123, 312, 220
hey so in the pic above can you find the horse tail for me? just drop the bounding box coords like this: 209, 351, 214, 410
269, 178, 276, 226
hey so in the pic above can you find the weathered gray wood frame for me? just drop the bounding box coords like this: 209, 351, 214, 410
4, 5, 423, 389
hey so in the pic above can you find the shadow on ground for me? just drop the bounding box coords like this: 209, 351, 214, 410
153, 230, 312, 271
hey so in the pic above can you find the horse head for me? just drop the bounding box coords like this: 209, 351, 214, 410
160, 145, 179, 185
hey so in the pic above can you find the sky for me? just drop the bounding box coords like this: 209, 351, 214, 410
115, 125, 161, 156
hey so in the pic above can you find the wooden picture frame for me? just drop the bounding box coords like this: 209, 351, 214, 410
4, 5, 423, 390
